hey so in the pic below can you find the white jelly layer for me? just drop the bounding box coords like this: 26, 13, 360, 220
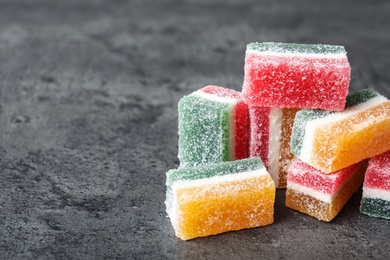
299, 95, 388, 164
172, 169, 268, 191
362, 187, 390, 201
287, 182, 334, 203
267, 108, 283, 187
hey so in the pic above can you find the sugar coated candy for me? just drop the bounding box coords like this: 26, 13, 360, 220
243, 42, 350, 111
178, 85, 249, 167
249, 106, 300, 188
360, 150, 390, 219
291, 88, 390, 173
165, 157, 275, 240
286, 159, 368, 222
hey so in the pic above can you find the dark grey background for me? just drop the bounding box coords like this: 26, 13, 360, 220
1, 0, 389, 259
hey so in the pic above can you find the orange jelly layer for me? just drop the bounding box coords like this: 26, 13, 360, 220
175, 174, 275, 240
312, 101, 390, 173
286, 167, 364, 222
278, 108, 300, 188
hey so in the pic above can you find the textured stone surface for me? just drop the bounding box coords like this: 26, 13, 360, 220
0, 0, 389, 259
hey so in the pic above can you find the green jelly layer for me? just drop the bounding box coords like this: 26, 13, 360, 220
178, 93, 233, 167
166, 157, 265, 187
360, 197, 390, 219
345, 88, 380, 108
247, 42, 346, 55
290, 88, 381, 157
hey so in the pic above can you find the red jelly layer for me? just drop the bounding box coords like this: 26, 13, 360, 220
288, 159, 364, 195
235, 101, 250, 159
363, 150, 390, 190
243, 54, 350, 111
200, 85, 249, 160
249, 107, 271, 167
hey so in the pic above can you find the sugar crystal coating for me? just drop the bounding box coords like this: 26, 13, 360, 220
178, 85, 249, 167
286, 159, 368, 222
247, 42, 347, 55
290, 88, 390, 173
165, 158, 275, 240
345, 87, 380, 108
243, 42, 350, 111
360, 150, 390, 219
249, 106, 299, 188
290, 109, 330, 157
167, 41, 389, 238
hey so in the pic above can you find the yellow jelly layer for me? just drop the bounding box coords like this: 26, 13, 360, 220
174, 173, 275, 240
312, 101, 390, 173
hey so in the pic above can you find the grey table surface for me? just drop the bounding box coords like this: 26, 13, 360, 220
1, 0, 390, 259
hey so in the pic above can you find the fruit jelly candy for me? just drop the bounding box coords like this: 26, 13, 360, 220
249, 106, 300, 188
165, 157, 275, 240
178, 85, 250, 168
286, 159, 368, 222
291, 88, 390, 174
242, 42, 350, 111
360, 150, 390, 219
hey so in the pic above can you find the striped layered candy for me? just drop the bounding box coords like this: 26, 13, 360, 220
286, 159, 368, 222
360, 150, 390, 219
291, 88, 390, 173
178, 85, 250, 167
249, 106, 300, 188
243, 42, 350, 111
165, 158, 275, 240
